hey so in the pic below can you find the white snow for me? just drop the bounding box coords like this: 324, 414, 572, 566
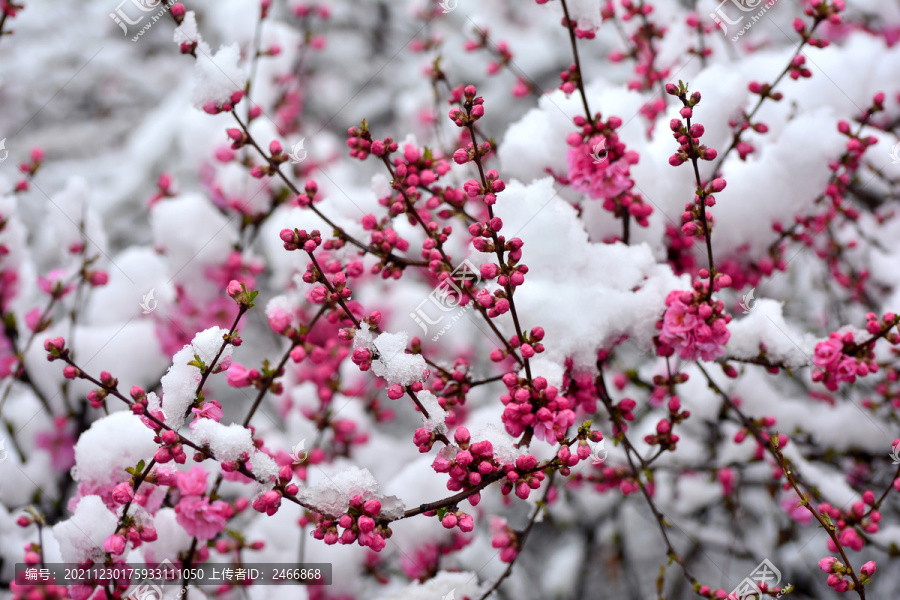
493, 177, 686, 366
724, 299, 816, 369
71, 412, 158, 488
160, 326, 232, 430
298, 466, 405, 518
417, 390, 447, 434
191, 44, 247, 110
354, 323, 428, 386
51, 496, 117, 564
379, 570, 486, 600
189, 420, 255, 463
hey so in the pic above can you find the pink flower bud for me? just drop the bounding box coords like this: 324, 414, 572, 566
363, 499, 381, 516
860, 560, 876, 577
103, 534, 126, 555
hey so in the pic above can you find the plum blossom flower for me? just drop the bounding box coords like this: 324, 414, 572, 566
176, 466, 209, 496
174, 496, 232, 540
37, 269, 75, 297
658, 291, 731, 361
566, 136, 634, 200
34, 416, 76, 471
190, 400, 224, 428
811, 332, 878, 391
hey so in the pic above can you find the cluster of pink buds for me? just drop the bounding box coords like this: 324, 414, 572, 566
819, 557, 875, 592
1, 0, 24, 23
818, 492, 880, 554
308, 270, 351, 304
372, 142, 451, 217
794, 0, 846, 49
280, 228, 322, 253
733, 413, 789, 456
558, 63, 581, 95
292, 3, 331, 20
203, 90, 243, 115
499, 373, 574, 443
562, 361, 599, 414
12, 146, 43, 192
248, 139, 290, 178
499, 454, 546, 499
617, 2, 670, 99
565, 115, 643, 209
436, 509, 474, 533
432, 427, 499, 504
362, 220, 409, 278
834, 114, 881, 177
726, 80, 784, 161
345, 122, 379, 160
555, 428, 603, 476
811, 325, 888, 391
42, 337, 67, 362
254, 467, 299, 516
448, 85, 485, 128
84, 371, 118, 409
608, 397, 637, 434
489, 517, 519, 563
643, 396, 690, 451
153, 429, 186, 464
128, 387, 162, 429
452, 140, 493, 166
368, 136, 399, 158
656, 289, 731, 362
463, 169, 505, 206
479, 255, 527, 290
102, 520, 158, 556
312, 496, 391, 552
665, 83, 717, 166
294, 179, 322, 208
680, 177, 725, 239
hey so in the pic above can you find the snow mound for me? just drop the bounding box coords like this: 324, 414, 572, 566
72, 412, 157, 488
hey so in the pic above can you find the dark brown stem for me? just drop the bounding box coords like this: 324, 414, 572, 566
477, 471, 556, 600
559, 0, 593, 124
